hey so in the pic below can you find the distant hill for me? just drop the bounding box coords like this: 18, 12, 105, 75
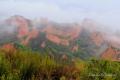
0, 15, 120, 61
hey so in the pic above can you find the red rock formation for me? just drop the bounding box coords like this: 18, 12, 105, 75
6, 16, 40, 46
43, 24, 81, 46
91, 32, 104, 46
46, 34, 61, 45
46, 34, 69, 46
8, 16, 29, 38
101, 46, 120, 61
22, 28, 39, 45
15, 17, 29, 38
69, 24, 82, 40
29, 28, 39, 38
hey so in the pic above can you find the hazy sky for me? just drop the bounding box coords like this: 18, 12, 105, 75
0, 0, 120, 31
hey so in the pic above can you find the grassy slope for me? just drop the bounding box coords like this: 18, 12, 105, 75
0, 48, 120, 80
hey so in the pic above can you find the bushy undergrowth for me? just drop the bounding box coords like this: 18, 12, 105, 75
0, 49, 120, 80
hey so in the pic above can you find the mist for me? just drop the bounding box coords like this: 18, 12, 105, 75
0, 0, 120, 36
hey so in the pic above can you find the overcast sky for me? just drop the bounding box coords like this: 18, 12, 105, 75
0, 0, 120, 31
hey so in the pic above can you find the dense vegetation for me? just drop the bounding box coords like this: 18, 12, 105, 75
0, 48, 120, 80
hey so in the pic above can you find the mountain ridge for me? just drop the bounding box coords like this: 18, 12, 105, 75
0, 15, 120, 61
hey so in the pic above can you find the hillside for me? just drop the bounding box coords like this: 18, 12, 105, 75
0, 15, 120, 61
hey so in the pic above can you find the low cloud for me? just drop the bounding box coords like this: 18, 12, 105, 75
0, 0, 120, 33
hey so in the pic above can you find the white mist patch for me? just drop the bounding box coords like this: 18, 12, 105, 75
0, 23, 16, 35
